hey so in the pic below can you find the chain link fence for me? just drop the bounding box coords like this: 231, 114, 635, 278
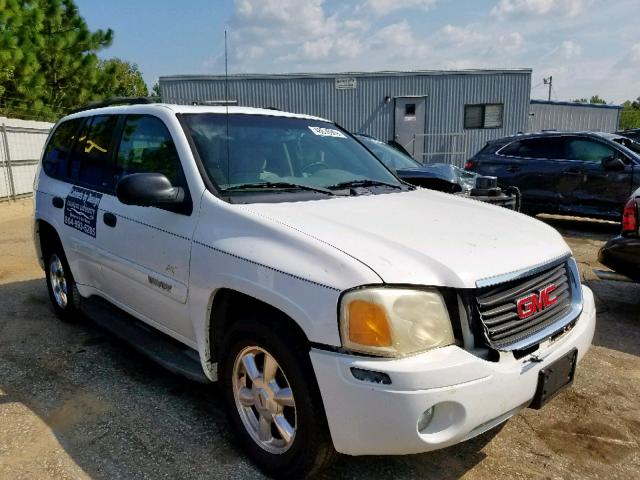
0, 119, 52, 201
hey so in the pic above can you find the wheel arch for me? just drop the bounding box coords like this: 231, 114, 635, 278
206, 288, 312, 366
34, 219, 62, 268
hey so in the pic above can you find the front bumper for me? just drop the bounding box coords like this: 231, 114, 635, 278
310, 285, 596, 456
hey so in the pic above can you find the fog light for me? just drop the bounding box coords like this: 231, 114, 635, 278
417, 407, 435, 433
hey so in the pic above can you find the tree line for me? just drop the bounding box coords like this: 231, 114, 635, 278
0, 0, 153, 121
573, 95, 640, 130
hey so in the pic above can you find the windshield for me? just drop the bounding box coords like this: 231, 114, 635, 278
356, 135, 422, 170
182, 114, 402, 195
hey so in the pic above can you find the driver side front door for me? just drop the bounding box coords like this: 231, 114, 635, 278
563, 136, 633, 219
95, 114, 199, 344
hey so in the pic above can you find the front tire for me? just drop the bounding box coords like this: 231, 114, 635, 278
220, 319, 335, 478
44, 243, 81, 322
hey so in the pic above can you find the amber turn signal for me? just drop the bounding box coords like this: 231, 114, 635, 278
347, 300, 392, 347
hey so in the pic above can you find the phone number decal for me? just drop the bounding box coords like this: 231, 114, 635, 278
64, 186, 103, 238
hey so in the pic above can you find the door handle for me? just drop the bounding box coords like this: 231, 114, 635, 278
103, 212, 117, 228
52, 196, 64, 209
506, 165, 520, 173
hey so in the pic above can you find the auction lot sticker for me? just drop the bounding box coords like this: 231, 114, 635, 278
64, 186, 103, 238
308, 126, 347, 138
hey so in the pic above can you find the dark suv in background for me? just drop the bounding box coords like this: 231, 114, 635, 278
616, 128, 640, 142
466, 132, 640, 220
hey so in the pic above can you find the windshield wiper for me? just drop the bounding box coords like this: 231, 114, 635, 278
222, 181, 336, 195
327, 179, 403, 190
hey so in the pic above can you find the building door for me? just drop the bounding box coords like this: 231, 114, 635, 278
394, 97, 426, 162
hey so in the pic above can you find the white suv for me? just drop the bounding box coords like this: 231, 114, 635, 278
33, 102, 596, 478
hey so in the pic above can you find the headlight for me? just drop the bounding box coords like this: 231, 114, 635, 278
339, 287, 454, 357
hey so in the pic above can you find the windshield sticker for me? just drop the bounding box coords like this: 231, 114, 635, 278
64, 186, 102, 238
308, 126, 346, 138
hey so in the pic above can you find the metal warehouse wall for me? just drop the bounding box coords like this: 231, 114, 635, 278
160, 70, 531, 164
0, 117, 52, 199
528, 100, 621, 133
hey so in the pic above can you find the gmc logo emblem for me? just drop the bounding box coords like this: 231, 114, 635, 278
516, 284, 558, 319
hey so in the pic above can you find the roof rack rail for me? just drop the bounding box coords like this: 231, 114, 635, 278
69, 97, 158, 114
191, 99, 238, 106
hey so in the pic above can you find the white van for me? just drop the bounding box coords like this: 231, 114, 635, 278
33, 102, 596, 478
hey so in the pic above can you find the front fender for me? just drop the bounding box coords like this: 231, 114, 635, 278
187, 193, 381, 380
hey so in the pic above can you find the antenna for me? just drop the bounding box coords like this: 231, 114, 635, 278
224, 28, 229, 105
224, 27, 230, 186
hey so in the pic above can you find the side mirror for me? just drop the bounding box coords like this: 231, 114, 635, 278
116, 173, 185, 207
601, 155, 626, 171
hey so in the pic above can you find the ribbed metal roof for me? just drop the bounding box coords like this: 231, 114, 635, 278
160, 68, 532, 82
530, 99, 622, 110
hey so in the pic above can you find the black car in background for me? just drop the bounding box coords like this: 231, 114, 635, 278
466, 131, 640, 220
355, 134, 519, 210
616, 128, 640, 143
598, 187, 640, 282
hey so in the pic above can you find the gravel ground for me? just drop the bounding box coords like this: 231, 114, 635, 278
0, 199, 638, 479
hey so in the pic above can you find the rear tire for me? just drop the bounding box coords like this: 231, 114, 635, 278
220, 315, 336, 479
44, 241, 81, 322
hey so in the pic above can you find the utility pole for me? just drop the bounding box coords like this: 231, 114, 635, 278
543, 76, 553, 101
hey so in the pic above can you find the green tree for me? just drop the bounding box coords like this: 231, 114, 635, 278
150, 81, 161, 99
95, 59, 148, 98
0, 0, 114, 120
620, 97, 640, 130
573, 95, 607, 105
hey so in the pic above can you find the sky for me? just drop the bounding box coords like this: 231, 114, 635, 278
75, 0, 640, 104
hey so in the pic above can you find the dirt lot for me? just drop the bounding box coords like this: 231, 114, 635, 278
1, 198, 639, 479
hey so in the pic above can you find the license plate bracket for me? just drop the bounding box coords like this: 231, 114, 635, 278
529, 348, 577, 409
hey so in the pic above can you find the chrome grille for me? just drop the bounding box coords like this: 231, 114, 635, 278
475, 262, 573, 350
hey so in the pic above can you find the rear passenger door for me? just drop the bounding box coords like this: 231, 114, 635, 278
38, 117, 89, 284
57, 115, 120, 289
496, 137, 576, 213
563, 136, 633, 219
95, 114, 198, 343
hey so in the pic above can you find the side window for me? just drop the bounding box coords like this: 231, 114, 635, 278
499, 140, 522, 156
404, 103, 416, 117
500, 137, 563, 159
70, 115, 119, 191
464, 105, 484, 129
464, 104, 503, 129
42, 118, 83, 179
566, 138, 616, 163
116, 115, 184, 186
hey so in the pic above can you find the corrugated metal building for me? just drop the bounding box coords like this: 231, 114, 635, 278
160, 69, 532, 165
1, 116, 52, 200
528, 100, 622, 133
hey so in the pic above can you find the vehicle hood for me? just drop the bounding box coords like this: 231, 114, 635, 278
396, 163, 480, 192
396, 164, 459, 182
243, 189, 571, 288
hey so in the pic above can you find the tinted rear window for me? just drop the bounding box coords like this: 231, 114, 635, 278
70, 115, 119, 191
500, 137, 564, 159
42, 118, 84, 179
